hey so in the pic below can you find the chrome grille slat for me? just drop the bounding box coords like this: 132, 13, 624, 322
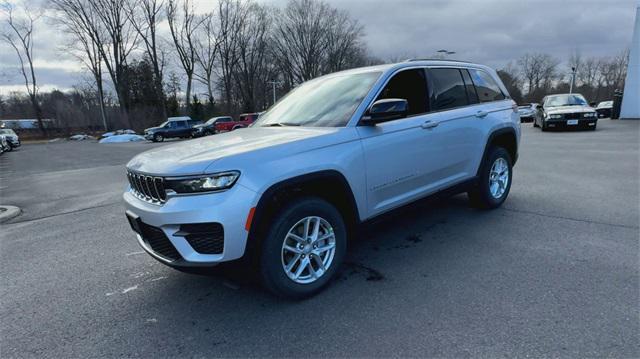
127, 170, 166, 204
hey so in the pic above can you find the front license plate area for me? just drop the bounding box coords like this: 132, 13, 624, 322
567, 119, 579, 125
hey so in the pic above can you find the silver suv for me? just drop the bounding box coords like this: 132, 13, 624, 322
124, 60, 521, 298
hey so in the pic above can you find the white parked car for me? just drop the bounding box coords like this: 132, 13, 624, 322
534, 93, 598, 131
124, 60, 521, 298
595, 101, 613, 118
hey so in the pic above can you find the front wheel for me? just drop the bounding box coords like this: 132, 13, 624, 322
259, 197, 347, 299
468, 147, 512, 209
153, 134, 164, 142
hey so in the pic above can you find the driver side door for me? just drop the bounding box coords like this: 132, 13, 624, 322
357, 68, 444, 217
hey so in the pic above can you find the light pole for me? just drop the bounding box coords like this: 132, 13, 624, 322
569, 66, 577, 94
268, 80, 282, 105
436, 49, 456, 59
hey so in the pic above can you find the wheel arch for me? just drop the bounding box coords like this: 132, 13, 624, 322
477, 127, 518, 176
246, 170, 360, 258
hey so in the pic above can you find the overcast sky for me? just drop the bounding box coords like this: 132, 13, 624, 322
0, 0, 637, 95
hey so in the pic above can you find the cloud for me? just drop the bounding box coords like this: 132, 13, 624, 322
0, 0, 636, 95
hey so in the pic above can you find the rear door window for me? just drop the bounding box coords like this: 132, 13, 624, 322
428, 68, 469, 111
375, 68, 429, 116
468, 69, 506, 102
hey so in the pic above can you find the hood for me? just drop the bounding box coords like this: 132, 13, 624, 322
192, 124, 206, 129
545, 105, 595, 114
145, 126, 163, 133
127, 126, 339, 175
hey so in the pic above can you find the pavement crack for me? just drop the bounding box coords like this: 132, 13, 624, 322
501, 206, 639, 230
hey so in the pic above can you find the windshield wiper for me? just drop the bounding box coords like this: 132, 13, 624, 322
264, 122, 301, 127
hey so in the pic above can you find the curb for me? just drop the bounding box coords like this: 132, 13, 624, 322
0, 206, 21, 223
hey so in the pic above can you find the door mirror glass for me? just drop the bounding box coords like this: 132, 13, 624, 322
361, 98, 409, 125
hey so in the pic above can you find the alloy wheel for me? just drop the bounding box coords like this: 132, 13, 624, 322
489, 157, 509, 199
281, 216, 336, 284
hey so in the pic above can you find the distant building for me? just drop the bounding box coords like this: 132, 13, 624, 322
620, 1, 639, 120
0, 119, 55, 129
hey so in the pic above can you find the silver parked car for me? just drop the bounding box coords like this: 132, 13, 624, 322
0, 129, 20, 150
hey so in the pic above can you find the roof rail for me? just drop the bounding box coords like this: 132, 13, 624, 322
404, 58, 471, 63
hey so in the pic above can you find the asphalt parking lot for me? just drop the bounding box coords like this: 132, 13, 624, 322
1, 119, 638, 357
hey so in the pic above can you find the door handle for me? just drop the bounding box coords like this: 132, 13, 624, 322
421, 120, 439, 129
475, 110, 488, 118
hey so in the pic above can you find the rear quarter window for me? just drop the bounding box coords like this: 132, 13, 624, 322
468, 69, 506, 102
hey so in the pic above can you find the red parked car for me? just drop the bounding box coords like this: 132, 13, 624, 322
213, 113, 260, 133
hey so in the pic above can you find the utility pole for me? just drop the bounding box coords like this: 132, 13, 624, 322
268, 80, 282, 105
569, 67, 577, 94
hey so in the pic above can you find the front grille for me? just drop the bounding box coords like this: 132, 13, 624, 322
127, 171, 166, 204
564, 113, 581, 120
175, 223, 224, 254
138, 222, 182, 261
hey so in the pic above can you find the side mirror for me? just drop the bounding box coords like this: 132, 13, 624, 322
361, 98, 409, 125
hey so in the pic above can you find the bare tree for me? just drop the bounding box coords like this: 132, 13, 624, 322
50, 0, 138, 128
167, 0, 200, 112
518, 52, 560, 97
51, 1, 108, 130
232, 2, 272, 111
1, 2, 45, 135
216, 0, 243, 112
272, 0, 331, 85
127, 0, 167, 119
323, 8, 365, 73
194, 10, 220, 105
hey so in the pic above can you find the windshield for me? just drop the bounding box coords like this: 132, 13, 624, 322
158, 121, 169, 127
254, 71, 382, 127
544, 94, 588, 107
0, 129, 15, 135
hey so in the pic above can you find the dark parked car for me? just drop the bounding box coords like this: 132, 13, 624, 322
517, 103, 541, 123
191, 116, 233, 137
534, 93, 598, 131
144, 117, 201, 142
595, 101, 613, 118
0, 129, 20, 149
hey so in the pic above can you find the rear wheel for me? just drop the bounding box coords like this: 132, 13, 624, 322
259, 197, 346, 299
468, 147, 512, 209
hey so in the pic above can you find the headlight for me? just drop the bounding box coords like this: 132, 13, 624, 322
548, 114, 563, 119
583, 112, 596, 118
165, 171, 240, 193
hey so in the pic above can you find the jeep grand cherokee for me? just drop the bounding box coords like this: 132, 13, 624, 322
124, 60, 521, 298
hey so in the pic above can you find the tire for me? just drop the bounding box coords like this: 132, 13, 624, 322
259, 197, 347, 299
468, 147, 513, 210
153, 134, 164, 142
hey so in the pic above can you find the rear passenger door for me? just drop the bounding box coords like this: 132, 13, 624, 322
465, 68, 513, 170
424, 67, 486, 182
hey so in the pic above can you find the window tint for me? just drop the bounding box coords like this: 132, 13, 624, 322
429, 68, 468, 111
376, 68, 428, 116
176, 121, 187, 128
460, 69, 479, 104
468, 69, 505, 102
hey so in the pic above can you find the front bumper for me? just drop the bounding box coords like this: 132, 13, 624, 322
123, 183, 258, 267
8, 138, 20, 147
545, 119, 597, 129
